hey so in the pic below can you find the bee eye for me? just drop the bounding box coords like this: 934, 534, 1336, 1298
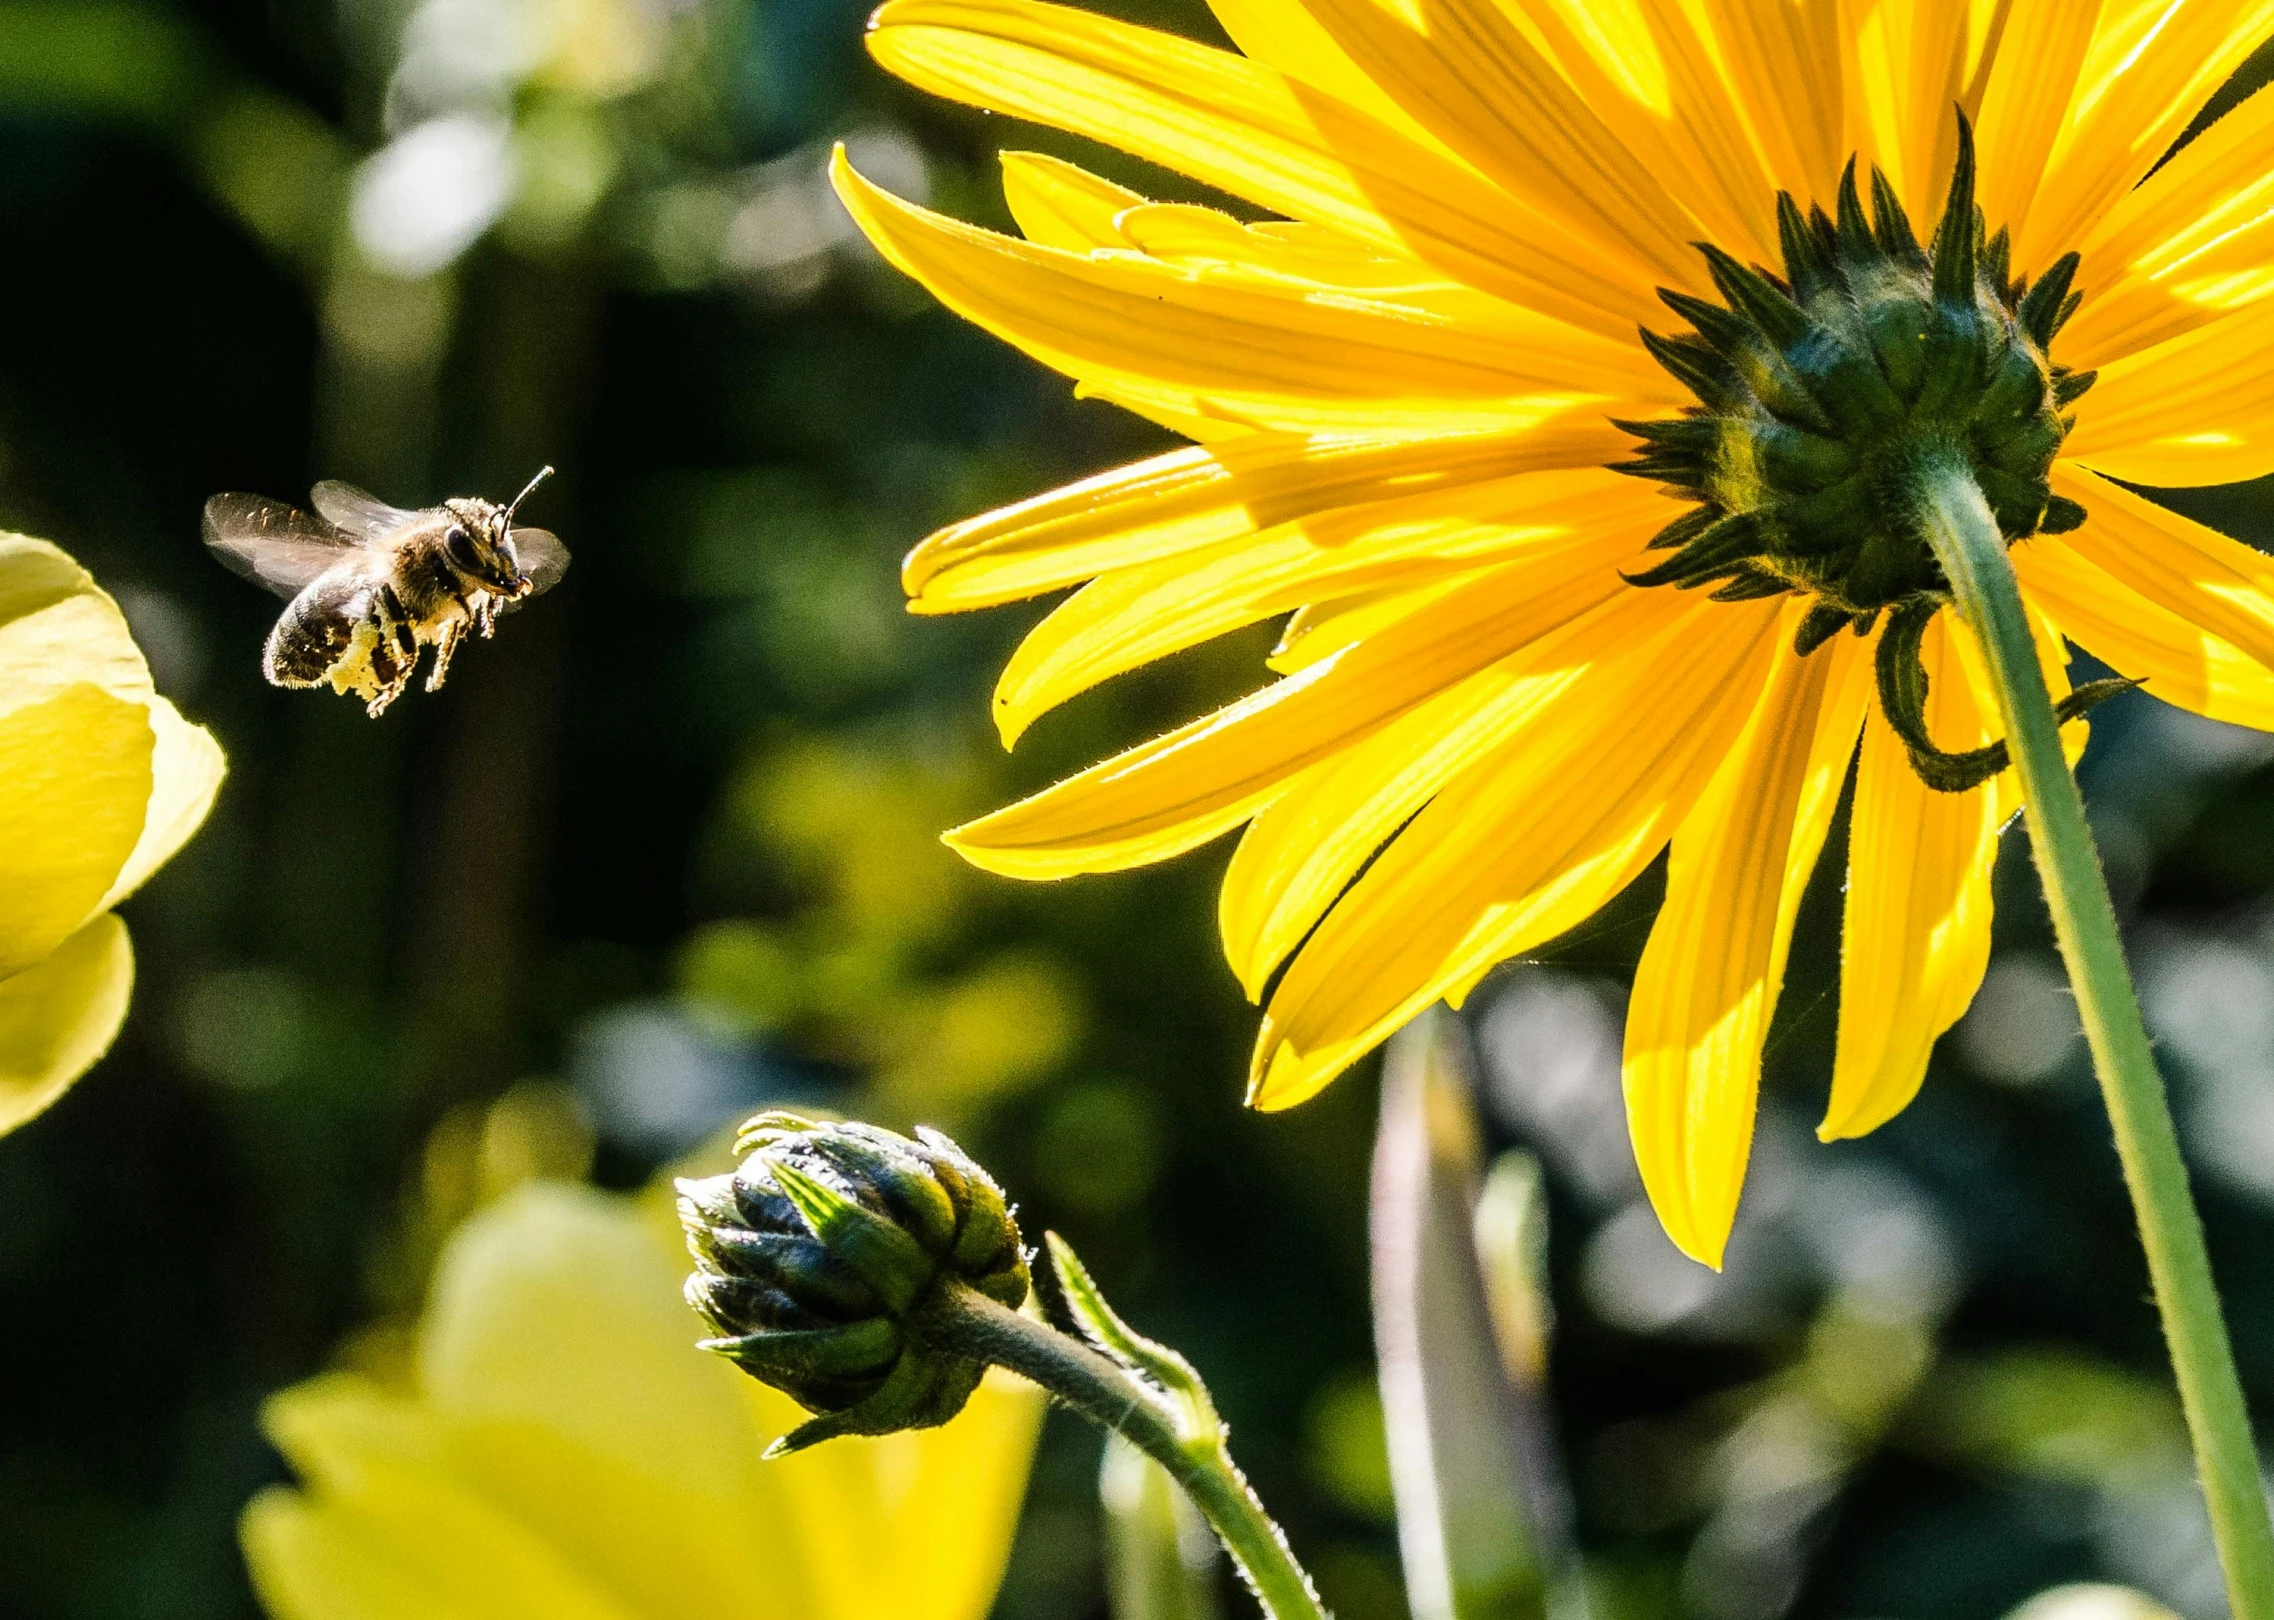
445, 525, 486, 575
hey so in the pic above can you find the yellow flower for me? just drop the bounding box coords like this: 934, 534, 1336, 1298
832, 0, 2274, 1263
1, 534, 224, 1134
241, 1178, 1044, 1620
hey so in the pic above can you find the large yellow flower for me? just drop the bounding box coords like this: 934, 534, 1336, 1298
835, 1, 2274, 1265
243, 1179, 1044, 1620
1, 534, 224, 1134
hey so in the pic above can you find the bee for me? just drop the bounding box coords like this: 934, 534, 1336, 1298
205, 467, 569, 717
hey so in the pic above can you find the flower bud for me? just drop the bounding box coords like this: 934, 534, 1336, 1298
679, 1112, 1030, 1452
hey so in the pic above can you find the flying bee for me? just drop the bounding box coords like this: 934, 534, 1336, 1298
205, 468, 569, 717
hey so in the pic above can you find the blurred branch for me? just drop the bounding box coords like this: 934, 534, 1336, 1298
1104, 1433, 1225, 1620
1372, 1008, 1582, 1620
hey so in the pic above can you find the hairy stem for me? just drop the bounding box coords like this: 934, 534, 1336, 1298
1916, 451, 2274, 1619
924, 1283, 1331, 1620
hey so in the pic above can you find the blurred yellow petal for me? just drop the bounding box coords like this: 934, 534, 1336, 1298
1625, 625, 1868, 1266
2015, 536, 2274, 730
2054, 465, 2274, 675
2062, 301, 2274, 486
0, 913, 133, 1136
1289, 0, 1704, 290
905, 419, 1627, 613
1826, 614, 2005, 1141
860, 0, 1660, 335
2066, 86, 2274, 366
991, 469, 1667, 742
249, 1382, 637, 1620
2020, 1, 2274, 271
1252, 594, 1780, 1109
945, 537, 1641, 877
0, 534, 153, 715
0, 685, 153, 978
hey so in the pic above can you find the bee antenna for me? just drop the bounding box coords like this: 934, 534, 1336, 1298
505, 465, 554, 521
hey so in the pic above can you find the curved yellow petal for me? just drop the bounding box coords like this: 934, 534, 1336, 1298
860, 0, 1660, 335
1251, 594, 1782, 1110
2020, 0, 2274, 272
903, 418, 1627, 612
944, 537, 1639, 877
100, 697, 225, 912
2066, 85, 2274, 367
1826, 612, 2007, 1141
0, 685, 153, 978
2016, 535, 2274, 730
1203, 0, 1446, 144
836, 156, 1657, 439
0, 913, 133, 1136
1969, 0, 2100, 249
0, 535, 153, 714
990, 468, 1665, 741
2054, 464, 2274, 673
1288, 0, 1703, 291
2063, 301, 2274, 486
1265, 570, 1484, 672
997, 150, 1144, 249
1218, 576, 1691, 998
1624, 624, 1868, 1266
1839, 0, 1976, 223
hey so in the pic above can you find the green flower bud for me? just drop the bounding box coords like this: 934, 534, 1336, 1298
679, 1112, 1030, 1453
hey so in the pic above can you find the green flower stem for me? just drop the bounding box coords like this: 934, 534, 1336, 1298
1917, 451, 2274, 1620
923, 1282, 1331, 1620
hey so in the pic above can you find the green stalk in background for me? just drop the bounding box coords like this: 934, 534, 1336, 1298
1917, 453, 2274, 1620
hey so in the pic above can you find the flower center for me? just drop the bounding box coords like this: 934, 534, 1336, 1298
1616, 121, 2094, 664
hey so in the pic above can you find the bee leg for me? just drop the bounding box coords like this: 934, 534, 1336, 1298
425, 620, 466, 693
475, 596, 499, 638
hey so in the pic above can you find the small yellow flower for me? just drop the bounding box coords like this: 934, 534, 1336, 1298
242, 1178, 1044, 1620
0, 534, 223, 1134
833, 0, 2274, 1262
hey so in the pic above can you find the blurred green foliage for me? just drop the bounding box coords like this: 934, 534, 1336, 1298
0, 4, 2272, 1620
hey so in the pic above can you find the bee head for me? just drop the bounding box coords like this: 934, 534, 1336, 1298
440, 499, 528, 597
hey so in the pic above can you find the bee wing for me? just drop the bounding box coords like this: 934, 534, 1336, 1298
204, 494, 359, 599
509, 527, 571, 597
311, 480, 421, 543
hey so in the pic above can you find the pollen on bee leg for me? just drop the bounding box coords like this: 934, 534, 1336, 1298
425, 621, 466, 693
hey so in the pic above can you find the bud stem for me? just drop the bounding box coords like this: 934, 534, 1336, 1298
923, 1281, 1331, 1620
1914, 450, 2274, 1620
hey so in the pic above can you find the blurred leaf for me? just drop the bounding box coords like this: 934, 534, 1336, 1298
1473, 1152, 1552, 1392
1372, 1009, 1570, 1620
1102, 1434, 1222, 1620
1906, 1349, 2189, 1487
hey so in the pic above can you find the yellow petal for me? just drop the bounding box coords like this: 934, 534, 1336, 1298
100, 697, 225, 911
1969, 0, 2101, 250
247, 1380, 638, 1620
783, 1371, 1045, 1620
990, 468, 1666, 741
860, 0, 1661, 335
2066, 85, 2274, 366
1696, 0, 1847, 208
904, 418, 1628, 613
2015, 535, 2274, 730
1203, 0, 1447, 144
0, 914, 133, 1136
1839, 0, 1975, 221
1218, 577, 1694, 998
1624, 623, 1868, 1266
997, 150, 1144, 249
838, 155, 1662, 425
2053, 464, 2274, 674
0, 536, 154, 718
2019, 0, 2274, 272
1825, 612, 2006, 1141
2062, 300, 2274, 486
944, 536, 1641, 877
0, 684, 153, 978
1288, 0, 1704, 291
1251, 594, 1782, 1109
1265, 570, 1486, 673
